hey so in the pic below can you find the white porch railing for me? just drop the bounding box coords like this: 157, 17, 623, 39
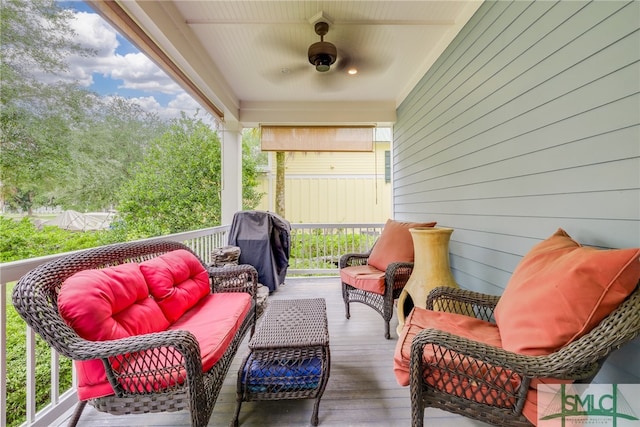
0, 222, 382, 427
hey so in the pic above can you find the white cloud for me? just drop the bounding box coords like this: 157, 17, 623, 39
71, 11, 118, 56
168, 93, 202, 113
119, 94, 215, 125
110, 53, 183, 94
67, 11, 181, 94
42, 9, 199, 121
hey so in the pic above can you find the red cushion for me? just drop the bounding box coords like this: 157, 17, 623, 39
393, 307, 505, 385
58, 263, 171, 400
393, 307, 572, 426
58, 263, 170, 340
115, 292, 253, 393
367, 219, 436, 271
139, 249, 211, 323
340, 264, 386, 295
522, 378, 574, 425
74, 359, 121, 400
495, 228, 640, 356
170, 293, 252, 371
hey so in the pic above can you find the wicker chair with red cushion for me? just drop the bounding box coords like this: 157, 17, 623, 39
340, 219, 436, 339
393, 229, 640, 427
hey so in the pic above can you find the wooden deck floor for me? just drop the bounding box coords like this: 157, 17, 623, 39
52, 277, 491, 427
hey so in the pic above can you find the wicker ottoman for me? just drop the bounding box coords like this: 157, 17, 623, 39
232, 298, 331, 426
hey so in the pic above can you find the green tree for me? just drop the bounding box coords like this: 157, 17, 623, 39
0, 0, 90, 105
0, 0, 95, 213
275, 151, 286, 217
116, 113, 224, 238
0, 107, 74, 214
58, 96, 168, 211
241, 128, 266, 209
116, 115, 264, 238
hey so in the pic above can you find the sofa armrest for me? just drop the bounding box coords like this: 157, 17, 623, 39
208, 264, 258, 297
426, 286, 500, 322
71, 329, 207, 397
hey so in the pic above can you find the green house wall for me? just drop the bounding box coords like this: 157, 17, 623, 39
393, 0, 639, 383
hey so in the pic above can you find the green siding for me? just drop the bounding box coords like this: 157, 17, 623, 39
393, 0, 639, 383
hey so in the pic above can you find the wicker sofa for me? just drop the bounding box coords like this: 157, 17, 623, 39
12, 240, 258, 427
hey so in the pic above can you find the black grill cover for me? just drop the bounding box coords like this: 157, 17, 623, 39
228, 210, 291, 292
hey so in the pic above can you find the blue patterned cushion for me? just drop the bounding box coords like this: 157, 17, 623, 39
242, 356, 323, 393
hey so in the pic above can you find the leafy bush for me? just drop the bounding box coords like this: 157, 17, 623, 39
0, 216, 120, 262
289, 229, 376, 260
1, 216, 120, 426
5, 297, 73, 427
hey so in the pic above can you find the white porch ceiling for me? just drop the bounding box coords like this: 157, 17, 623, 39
88, 1, 483, 127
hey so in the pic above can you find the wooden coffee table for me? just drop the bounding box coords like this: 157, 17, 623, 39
232, 298, 331, 426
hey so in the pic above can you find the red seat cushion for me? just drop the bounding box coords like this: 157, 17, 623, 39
139, 249, 211, 323
115, 292, 253, 393
393, 307, 510, 393
169, 292, 252, 371
340, 264, 386, 295
393, 308, 569, 425
367, 219, 436, 271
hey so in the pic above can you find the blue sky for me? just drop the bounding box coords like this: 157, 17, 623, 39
55, 1, 204, 121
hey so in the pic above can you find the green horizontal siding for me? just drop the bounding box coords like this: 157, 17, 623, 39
393, 0, 639, 383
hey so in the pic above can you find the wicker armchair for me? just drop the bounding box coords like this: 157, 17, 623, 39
409, 285, 640, 427
340, 250, 414, 339
340, 220, 437, 339
12, 240, 258, 427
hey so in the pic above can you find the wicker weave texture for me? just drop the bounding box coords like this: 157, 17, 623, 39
12, 240, 257, 427
234, 298, 330, 426
340, 249, 413, 339
409, 285, 640, 427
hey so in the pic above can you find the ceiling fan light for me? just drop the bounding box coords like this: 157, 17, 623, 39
316, 62, 331, 72
308, 40, 337, 72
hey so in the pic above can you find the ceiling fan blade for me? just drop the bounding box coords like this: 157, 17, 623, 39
262, 63, 309, 85
312, 70, 346, 92
256, 26, 313, 59
334, 48, 390, 76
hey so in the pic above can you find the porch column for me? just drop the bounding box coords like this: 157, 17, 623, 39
221, 122, 242, 225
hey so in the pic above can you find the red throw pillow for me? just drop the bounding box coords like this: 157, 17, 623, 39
139, 249, 211, 323
367, 219, 436, 271
58, 263, 172, 401
495, 228, 640, 355
58, 263, 170, 341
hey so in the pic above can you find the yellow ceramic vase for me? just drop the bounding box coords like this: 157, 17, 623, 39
396, 227, 460, 335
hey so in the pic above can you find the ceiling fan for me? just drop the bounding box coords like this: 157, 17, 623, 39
307, 21, 337, 72
260, 12, 389, 88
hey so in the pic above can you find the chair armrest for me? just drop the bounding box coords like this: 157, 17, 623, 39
411, 328, 598, 381
339, 252, 370, 268
70, 329, 199, 361
208, 264, 258, 297
385, 262, 414, 293
414, 285, 640, 382
408, 328, 600, 415
426, 286, 500, 322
